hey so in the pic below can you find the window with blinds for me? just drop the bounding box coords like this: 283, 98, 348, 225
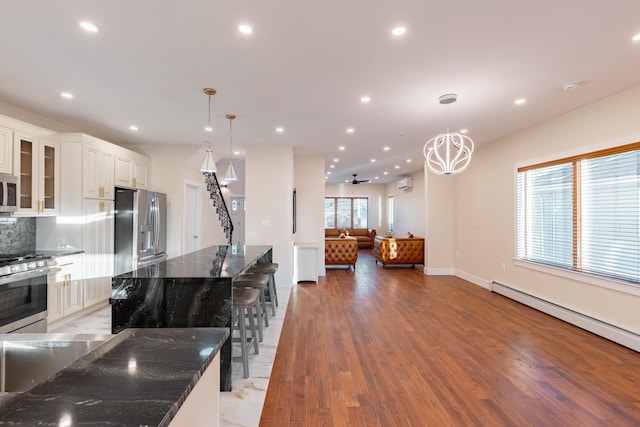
324, 197, 368, 229
516, 142, 640, 284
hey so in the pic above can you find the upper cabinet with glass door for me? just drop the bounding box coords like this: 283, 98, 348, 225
13, 133, 60, 216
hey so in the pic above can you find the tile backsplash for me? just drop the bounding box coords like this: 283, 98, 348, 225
0, 217, 36, 255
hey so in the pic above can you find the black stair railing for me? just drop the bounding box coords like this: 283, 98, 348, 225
203, 172, 233, 244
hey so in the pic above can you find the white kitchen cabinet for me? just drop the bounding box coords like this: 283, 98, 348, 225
47, 254, 84, 325
83, 199, 114, 308
13, 132, 60, 216
115, 150, 148, 189
0, 125, 13, 174
83, 144, 114, 199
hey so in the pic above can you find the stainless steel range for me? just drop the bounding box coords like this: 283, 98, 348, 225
0, 254, 48, 333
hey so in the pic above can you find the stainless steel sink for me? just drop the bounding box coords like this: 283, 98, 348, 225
0, 334, 114, 392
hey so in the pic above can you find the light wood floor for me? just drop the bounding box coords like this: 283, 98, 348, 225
260, 251, 640, 426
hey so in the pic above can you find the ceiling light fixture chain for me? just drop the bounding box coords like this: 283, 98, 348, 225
224, 114, 238, 181
423, 93, 474, 175
200, 88, 217, 173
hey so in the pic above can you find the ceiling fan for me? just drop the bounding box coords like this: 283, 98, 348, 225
351, 174, 370, 184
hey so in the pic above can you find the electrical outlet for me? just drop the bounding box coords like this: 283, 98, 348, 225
456, 251, 461, 258
500, 263, 506, 271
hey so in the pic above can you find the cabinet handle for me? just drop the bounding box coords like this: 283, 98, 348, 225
132, 177, 137, 188
99, 201, 105, 212
99, 186, 104, 198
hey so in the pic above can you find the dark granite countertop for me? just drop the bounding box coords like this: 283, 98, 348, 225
115, 244, 272, 279
0, 328, 229, 426
36, 248, 84, 258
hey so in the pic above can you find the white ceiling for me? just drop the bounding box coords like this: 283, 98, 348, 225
1, 1, 640, 184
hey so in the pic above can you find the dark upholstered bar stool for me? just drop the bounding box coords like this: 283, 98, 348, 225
233, 273, 270, 341
231, 288, 260, 379
248, 262, 279, 313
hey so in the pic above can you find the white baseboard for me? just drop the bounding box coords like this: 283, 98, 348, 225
492, 281, 640, 353
424, 267, 455, 276
454, 270, 492, 290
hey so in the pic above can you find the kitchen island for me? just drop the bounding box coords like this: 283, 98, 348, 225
0, 328, 229, 426
111, 244, 273, 391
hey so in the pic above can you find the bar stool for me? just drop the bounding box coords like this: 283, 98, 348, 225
233, 273, 270, 341
248, 262, 279, 311
232, 288, 260, 379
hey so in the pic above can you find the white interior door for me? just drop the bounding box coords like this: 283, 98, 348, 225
183, 181, 202, 254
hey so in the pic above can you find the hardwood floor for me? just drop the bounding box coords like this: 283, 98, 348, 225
260, 251, 640, 426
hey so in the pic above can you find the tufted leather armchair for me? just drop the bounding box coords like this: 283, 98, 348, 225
325, 237, 358, 269
373, 236, 425, 267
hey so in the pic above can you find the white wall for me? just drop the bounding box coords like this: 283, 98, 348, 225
452, 83, 640, 335
384, 170, 426, 238
245, 145, 294, 287
129, 144, 227, 259
324, 183, 386, 233
294, 155, 326, 276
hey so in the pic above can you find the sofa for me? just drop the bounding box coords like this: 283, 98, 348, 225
325, 228, 376, 248
373, 236, 425, 267
325, 237, 358, 269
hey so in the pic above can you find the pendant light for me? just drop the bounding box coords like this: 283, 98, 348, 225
200, 88, 217, 173
423, 94, 474, 175
224, 114, 238, 181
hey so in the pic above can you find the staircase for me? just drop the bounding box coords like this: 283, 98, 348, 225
203, 172, 234, 244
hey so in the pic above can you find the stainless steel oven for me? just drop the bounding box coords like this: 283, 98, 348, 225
0, 174, 18, 213
0, 260, 48, 334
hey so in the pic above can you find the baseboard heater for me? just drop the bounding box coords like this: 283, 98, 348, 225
491, 281, 640, 353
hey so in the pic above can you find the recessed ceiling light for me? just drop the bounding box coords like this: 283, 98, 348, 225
632, 33, 640, 41
205, 126, 213, 132
360, 96, 371, 103
391, 26, 406, 37
406, 159, 412, 163
460, 128, 468, 134
234, 151, 240, 155
129, 125, 138, 131
383, 171, 388, 175
515, 98, 527, 105
375, 176, 379, 180
79, 21, 99, 33
333, 158, 339, 162
371, 158, 376, 162
394, 165, 400, 169
60, 92, 74, 99
383, 146, 390, 151
330, 165, 335, 169
338, 146, 345, 151
238, 24, 253, 34
276, 127, 284, 133
346, 128, 355, 133
327, 171, 332, 175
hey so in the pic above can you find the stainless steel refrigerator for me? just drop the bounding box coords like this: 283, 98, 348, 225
114, 187, 167, 275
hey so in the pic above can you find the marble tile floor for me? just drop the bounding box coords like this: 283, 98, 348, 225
51, 287, 292, 427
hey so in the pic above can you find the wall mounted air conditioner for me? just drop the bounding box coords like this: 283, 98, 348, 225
397, 177, 413, 189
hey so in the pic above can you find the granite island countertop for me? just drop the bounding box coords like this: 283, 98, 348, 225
114, 244, 273, 280
0, 328, 229, 426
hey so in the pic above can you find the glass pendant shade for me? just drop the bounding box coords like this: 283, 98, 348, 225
200, 148, 217, 173
224, 160, 237, 181
200, 88, 217, 173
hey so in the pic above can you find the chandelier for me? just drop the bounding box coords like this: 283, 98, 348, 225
224, 114, 238, 181
200, 88, 217, 173
423, 94, 474, 175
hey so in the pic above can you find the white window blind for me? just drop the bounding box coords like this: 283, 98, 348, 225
517, 143, 640, 284
581, 150, 640, 282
